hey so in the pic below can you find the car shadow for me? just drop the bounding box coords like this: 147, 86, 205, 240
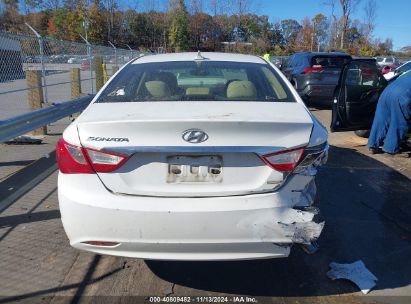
145, 145, 411, 297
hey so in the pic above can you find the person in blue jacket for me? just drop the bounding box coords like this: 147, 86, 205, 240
368, 71, 411, 156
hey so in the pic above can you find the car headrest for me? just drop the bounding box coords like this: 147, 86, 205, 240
145, 81, 170, 98
226, 80, 257, 99
157, 72, 179, 92
146, 72, 179, 94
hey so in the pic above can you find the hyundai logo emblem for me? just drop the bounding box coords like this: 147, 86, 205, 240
182, 129, 209, 144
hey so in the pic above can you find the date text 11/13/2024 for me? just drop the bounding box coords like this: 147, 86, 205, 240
147, 296, 258, 303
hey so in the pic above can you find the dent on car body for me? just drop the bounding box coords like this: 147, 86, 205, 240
237, 176, 324, 248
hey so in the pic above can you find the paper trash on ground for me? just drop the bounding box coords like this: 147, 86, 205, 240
326, 260, 378, 294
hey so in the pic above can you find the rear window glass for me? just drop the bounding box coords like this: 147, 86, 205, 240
345, 61, 386, 87
97, 61, 293, 103
311, 56, 350, 68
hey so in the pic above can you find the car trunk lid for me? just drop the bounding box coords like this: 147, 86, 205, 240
76, 102, 313, 197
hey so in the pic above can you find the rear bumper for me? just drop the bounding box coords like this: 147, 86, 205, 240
297, 84, 336, 106
58, 172, 322, 261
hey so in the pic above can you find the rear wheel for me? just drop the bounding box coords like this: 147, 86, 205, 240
354, 130, 370, 138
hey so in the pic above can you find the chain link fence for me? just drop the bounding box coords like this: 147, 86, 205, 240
0, 30, 141, 120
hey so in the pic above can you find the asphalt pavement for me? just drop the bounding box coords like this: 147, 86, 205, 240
0, 109, 410, 304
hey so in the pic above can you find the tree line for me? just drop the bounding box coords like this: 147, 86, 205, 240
0, 0, 407, 56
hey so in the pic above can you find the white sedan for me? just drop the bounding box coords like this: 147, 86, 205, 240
57, 52, 328, 261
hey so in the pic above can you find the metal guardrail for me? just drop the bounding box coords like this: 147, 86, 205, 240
0, 95, 95, 143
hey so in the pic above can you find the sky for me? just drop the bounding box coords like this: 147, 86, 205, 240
120, 0, 411, 51
259, 0, 411, 51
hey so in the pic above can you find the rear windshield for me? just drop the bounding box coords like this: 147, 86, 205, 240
96, 61, 293, 103
311, 56, 351, 68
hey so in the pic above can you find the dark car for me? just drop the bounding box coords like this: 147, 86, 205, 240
331, 58, 411, 147
282, 52, 352, 107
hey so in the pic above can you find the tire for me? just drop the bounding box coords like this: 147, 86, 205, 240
354, 130, 370, 138
289, 78, 296, 88
292, 78, 298, 89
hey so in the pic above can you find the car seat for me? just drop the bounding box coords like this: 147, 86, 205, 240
144, 81, 170, 98
226, 80, 257, 99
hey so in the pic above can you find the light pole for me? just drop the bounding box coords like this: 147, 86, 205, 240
125, 44, 134, 60
80, 33, 94, 94
108, 41, 117, 66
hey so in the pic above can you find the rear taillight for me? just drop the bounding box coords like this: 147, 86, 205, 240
85, 148, 127, 173
56, 138, 128, 174
56, 138, 94, 174
303, 65, 323, 74
261, 148, 305, 172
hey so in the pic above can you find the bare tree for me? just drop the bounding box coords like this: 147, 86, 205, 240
235, 0, 248, 16
339, 0, 361, 49
324, 0, 338, 49
363, 0, 377, 43
42, 0, 62, 10
103, 0, 116, 41
143, 0, 160, 11
189, 0, 203, 14
232, 0, 251, 42
208, 0, 229, 16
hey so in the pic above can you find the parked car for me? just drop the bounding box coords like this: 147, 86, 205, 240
57, 52, 328, 261
381, 65, 393, 75
282, 52, 352, 107
384, 60, 411, 80
331, 58, 411, 146
270, 56, 289, 69
24, 56, 41, 63
67, 56, 83, 64
49, 54, 70, 63
80, 60, 90, 70
80, 58, 94, 70
375, 56, 401, 69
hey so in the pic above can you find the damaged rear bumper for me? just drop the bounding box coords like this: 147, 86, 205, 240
59, 172, 324, 261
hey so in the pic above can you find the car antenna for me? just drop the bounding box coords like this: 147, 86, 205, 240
194, 50, 207, 61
